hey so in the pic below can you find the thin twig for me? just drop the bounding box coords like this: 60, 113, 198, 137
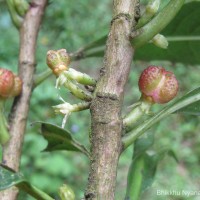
0, 1, 48, 200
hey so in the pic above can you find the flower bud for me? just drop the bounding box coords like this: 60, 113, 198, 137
0, 68, 15, 98
46, 49, 70, 76
138, 66, 178, 104
136, 0, 160, 29
146, 0, 160, 15
13, 0, 29, 17
59, 184, 75, 200
152, 34, 168, 49
10, 75, 22, 97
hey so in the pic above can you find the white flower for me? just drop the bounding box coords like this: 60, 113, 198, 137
52, 96, 74, 128
152, 34, 168, 49
53, 102, 74, 115
55, 73, 67, 89
53, 96, 90, 128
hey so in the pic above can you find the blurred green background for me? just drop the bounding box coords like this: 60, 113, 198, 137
0, 1, 200, 200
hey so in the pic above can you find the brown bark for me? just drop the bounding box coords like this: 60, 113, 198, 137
85, 0, 139, 199
0, 1, 48, 200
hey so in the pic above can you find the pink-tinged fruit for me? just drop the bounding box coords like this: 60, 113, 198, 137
46, 49, 70, 76
139, 66, 178, 104
0, 68, 15, 98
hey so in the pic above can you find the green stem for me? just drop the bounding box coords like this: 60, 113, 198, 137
13, 0, 29, 17
0, 99, 10, 145
63, 79, 93, 101
136, 0, 160, 29
132, 0, 185, 48
167, 36, 200, 41
71, 101, 91, 112
122, 88, 200, 150
6, 0, 23, 29
70, 36, 107, 60
123, 100, 152, 133
71, 138, 90, 158
18, 183, 54, 200
83, 46, 105, 58
136, 13, 153, 29
65, 68, 96, 86
125, 154, 145, 200
33, 69, 52, 88
53, 101, 90, 114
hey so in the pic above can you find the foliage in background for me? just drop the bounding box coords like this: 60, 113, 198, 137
0, 0, 200, 199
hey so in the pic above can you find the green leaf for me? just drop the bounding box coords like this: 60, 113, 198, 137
174, 84, 200, 116
135, 1, 200, 65
0, 165, 25, 190
78, 2, 200, 65
41, 122, 90, 157
140, 154, 157, 193
141, 148, 177, 192
156, 147, 179, 163
174, 87, 200, 115
125, 148, 177, 200
125, 154, 146, 200
133, 134, 154, 159
0, 164, 54, 200
122, 86, 200, 149
175, 101, 200, 115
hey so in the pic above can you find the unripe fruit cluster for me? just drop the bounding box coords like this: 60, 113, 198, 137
138, 66, 178, 104
46, 49, 70, 76
0, 68, 22, 99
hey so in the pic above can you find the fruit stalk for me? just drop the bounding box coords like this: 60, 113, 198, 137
64, 68, 96, 86
123, 99, 153, 132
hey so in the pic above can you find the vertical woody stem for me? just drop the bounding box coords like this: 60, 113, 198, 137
85, 1, 139, 199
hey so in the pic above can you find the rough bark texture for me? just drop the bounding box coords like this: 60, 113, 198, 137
0, 1, 48, 200
85, 0, 139, 199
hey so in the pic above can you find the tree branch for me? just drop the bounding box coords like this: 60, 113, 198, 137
85, 0, 139, 199
0, 1, 48, 200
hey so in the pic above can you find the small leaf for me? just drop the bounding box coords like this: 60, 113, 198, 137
41, 122, 89, 157
133, 134, 154, 159
0, 165, 25, 190
141, 147, 178, 192
0, 164, 54, 200
154, 147, 179, 163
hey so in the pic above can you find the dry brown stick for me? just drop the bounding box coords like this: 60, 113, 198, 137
0, 1, 48, 200
85, 0, 139, 199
